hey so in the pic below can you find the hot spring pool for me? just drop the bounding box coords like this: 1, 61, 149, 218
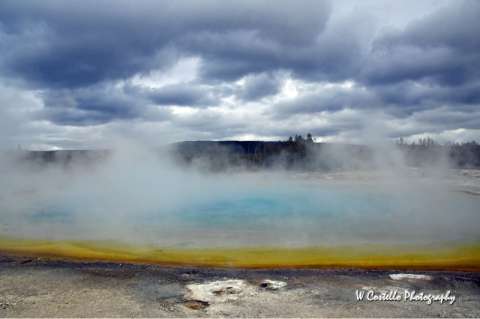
1, 175, 480, 269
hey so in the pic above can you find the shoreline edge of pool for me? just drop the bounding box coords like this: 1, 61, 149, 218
1, 236, 479, 271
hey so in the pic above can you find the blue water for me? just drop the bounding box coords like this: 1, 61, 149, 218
180, 188, 389, 227
7, 180, 480, 248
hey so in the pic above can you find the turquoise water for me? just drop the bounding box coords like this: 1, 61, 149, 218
5, 179, 480, 248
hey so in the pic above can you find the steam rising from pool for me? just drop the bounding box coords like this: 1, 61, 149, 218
1, 142, 479, 254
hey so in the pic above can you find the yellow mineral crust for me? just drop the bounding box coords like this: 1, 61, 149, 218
0, 236, 479, 270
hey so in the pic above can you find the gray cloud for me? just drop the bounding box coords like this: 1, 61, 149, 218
0, 0, 331, 87
272, 85, 378, 117
0, 0, 479, 147
39, 85, 169, 126
362, 0, 480, 86
129, 84, 220, 107
239, 72, 283, 101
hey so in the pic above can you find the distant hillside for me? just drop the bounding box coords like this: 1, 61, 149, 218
4, 140, 480, 171
172, 141, 372, 171
2, 149, 111, 169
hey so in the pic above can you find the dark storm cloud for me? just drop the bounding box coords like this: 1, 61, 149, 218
363, 0, 480, 86
40, 91, 136, 126
128, 84, 220, 107
1, 0, 476, 91
0, 0, 374, 90
273, 79, 480, 120
413, 108, 480, 132
272, 85, 378, 118
239, 72, 283, 101
0, 0, 479, 143
0, 0, 331, 88
39, 85, 169, 126
0, 0, 337, 127
182, 9, 370, 82
376, 81, 480, 113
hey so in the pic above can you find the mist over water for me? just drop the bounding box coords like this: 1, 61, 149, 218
1, 140, 479, 250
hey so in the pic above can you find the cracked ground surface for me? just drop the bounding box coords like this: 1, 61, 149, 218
1, 255, 479, 317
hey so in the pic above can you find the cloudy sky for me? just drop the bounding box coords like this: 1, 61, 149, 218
0, 0, 479, 149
